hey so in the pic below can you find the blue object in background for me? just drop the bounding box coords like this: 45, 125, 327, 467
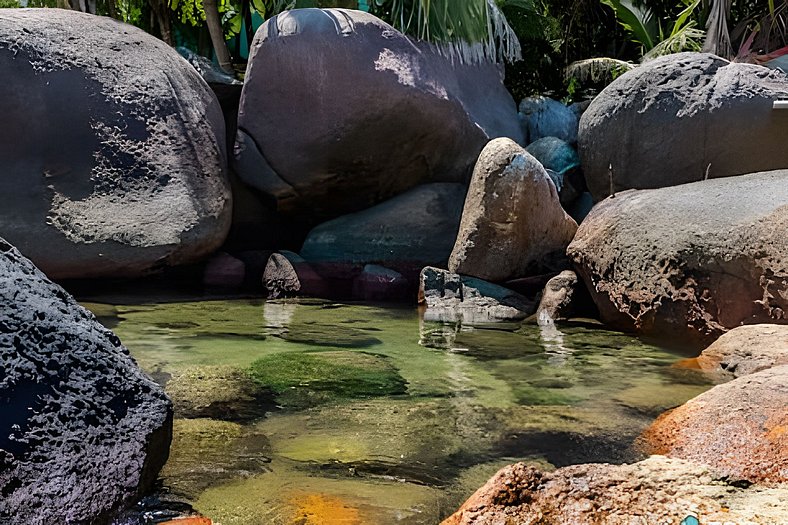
359, 0, 370, 11
681, 516, 700, 525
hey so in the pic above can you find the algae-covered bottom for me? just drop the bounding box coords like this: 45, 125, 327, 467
82, 299, 713, 525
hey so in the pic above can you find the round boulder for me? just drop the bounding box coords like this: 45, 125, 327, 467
579, 52, 788, 200
568, 170, 788, 347
234, 8, 523, 220
0, 9, 231, 279
449, 138, 578, 282
0, 237, 172, 523
695, 324, 788, 378
641, 365, 788, 484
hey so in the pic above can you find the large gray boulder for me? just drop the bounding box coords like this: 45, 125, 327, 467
579, 52, 788, 201
568, 171, 788, 347
449, 138, 578, 282
234, 8, 523, 220
300, 183, 466, 279
0, 9, 231, 279
0, 237, 172, 523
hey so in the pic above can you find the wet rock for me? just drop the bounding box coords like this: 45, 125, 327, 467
247, 351, 406, 408
165, 366, 274, 421
419, 266, 536, 323
202, 252, 246, 290
234, 8, 522, 220
263, 251, 332, 299
519, 96, 578, 144
535, 270, 580, 325
0, 237, 172, 523
351, 264, 410, 302
443, 456, 788, 525
160, 418, 271, 500
301, 183, 466, 281
695, 324, 788, 378
640, 365, 788, 484
568, 171, 788, 347
0, 10, 231, 279
449, 139, 578, 282
580, 52, 788, 200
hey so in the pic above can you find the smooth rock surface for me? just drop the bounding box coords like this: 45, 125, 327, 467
580, 52, 788, 200
0, 9, 231, 279
234, 8, 522, 219
524, 136, 582, 205
449, 138, 577, 282
0, 237, 172, 523
443, 456, 788, 525
301, 183, 466, 279
419, 266, 535, 323
695, 324, 788, 378
641, 365, 788, 484
519, 96, 578, 144
568, 171, 788, 346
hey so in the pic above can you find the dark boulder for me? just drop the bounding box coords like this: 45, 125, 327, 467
0, 9, 231, 279
568, 171, 788, 347
300, 183, 466, 281
579, 52, 788, 200
234, 8, 522, 220
0, 237, 172, 523
519, 96, 578, 144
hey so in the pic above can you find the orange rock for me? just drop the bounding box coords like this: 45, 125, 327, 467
640, 365, 788, 484
158, 517, 212, 525
289, 493, 362, 525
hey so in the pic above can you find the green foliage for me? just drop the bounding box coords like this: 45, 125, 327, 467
370, 0, 525, 63
601, 0, 705, 57
0, 0, 19, 8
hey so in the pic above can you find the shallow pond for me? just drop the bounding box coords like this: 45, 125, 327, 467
81, 298, 713, 525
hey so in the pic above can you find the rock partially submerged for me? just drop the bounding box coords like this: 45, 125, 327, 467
0, 237, 172, 523
0, 9, 231, 279
449, 139, 577, 283
640, 365, 788, 484
579, 52, 788, 200
443, 456, 788, 525
568, 171, 788, 346
419, 266, 535, 323
695, 324, 788, 378
535, 270, 580, 325
234, 8, 522, 219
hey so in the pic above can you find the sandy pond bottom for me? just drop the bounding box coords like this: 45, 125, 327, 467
80, 298, 713, 525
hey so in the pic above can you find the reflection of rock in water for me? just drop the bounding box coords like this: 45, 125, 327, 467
263, 300, 298, 335
418, 316, 461, 350
538, 320, 573, 365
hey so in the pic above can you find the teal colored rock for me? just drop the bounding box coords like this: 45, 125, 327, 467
525, 137, 581, 178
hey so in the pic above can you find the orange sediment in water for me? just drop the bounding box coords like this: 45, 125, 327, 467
289, 493, 363, 525
158, 517, 213, 525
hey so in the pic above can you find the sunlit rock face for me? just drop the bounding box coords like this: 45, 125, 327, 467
0, 9, 231, 279
568, 170, 788, 347
0, 236, 172, 523
579, 52, 788, 201
234, 8, 523, 221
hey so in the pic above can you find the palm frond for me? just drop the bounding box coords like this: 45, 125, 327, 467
564, 57, 635, 84
643, 23, 705, 60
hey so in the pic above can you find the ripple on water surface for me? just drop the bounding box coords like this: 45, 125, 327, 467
81, 299, 714, 525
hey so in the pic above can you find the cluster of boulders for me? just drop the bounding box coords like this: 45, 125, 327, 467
3, 5, 788, 522
443, 323, 788, 524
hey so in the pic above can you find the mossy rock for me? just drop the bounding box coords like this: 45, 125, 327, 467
165, 365, 275, 421
248, 351, 407, 409
161, 418, 272, 500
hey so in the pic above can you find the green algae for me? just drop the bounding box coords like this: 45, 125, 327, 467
80, 298, 718, 525
247, 351, 407, 408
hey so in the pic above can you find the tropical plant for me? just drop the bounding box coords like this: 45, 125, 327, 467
370, 0, 528, 63
601, 0, 705, 59
0, 0, 19, 7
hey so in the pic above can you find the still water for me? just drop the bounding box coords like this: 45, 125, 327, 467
81, 299, 712, 524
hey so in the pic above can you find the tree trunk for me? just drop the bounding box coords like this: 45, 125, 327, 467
203, 0, 234, 73
702, 0, 733, 58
